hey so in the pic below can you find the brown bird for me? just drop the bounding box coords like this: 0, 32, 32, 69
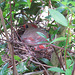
21, 23, 48, 51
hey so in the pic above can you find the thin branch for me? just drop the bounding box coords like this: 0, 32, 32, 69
22, 11, 32, 23
48, 0, 53, 40
4, 18, 22, 41
49, 0, 53, 8
33, 57, 50, 75
50, 44, 75, 54
30, 59, 52, 68
0, 29, 6, 37
4, 12, 11, 18
24, 70, 45, 75
53, 47, 65, 71
13, 0, 15, 6
9, 0, 18, 74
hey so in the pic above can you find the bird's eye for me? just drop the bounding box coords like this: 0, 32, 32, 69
26, 25, 28, 28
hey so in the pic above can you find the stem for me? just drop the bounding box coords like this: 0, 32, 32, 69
64, 14, 72, 69
64, 34, 69, 69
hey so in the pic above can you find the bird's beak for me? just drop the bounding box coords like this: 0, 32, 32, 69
22, 24, 26, 29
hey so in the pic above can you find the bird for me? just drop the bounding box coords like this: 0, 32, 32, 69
21, 23, 49, 51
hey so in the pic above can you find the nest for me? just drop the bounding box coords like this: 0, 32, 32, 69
13, 26, 54, 61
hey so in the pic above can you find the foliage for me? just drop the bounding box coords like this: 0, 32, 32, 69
48, 9, 68, 27
0, 43, 7, 66
28, 63, 37, 71
50, 37, 66, 44
48, 59, 74, 75
0, 0, 42, 32
14, 55, 22, 62
0, 43, 7, 51
0, 63, 9, 75
0, 56, 4, 66
36, 0, 75, 74
17, 62, 29, 73
48, 67, 65, 73
39, 58, 53, 66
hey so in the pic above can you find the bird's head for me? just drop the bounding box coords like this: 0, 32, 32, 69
22, 23, 38, 29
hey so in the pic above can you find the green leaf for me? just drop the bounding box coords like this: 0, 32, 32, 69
66, 59, 72, 69
49, 28, 55, 34
19, 2, 27, 5
50, 37, 66, 44
14, 55, 22, 62
47, 24, 58, 27
61, 1, 67, 5
0, 56, 4, 66
72, 35, 75, 38
65, 69, 72, 75
52, 0, 60, 1
15, 3, 19, 7
69, 63, 74, 71
37, 41, 48, 44
67, 52, 73, 62
1, 24, 11, 32
2, 63, 8, 71
71, 7, 75, 12
48, 67, 65, 73
15, 1, 27, 7
68, 1, 75, 6
73, 19, 75, 24
0, 63, 9, 75
64, 0, 68, 2
58, 41, 66, 47
17, 62, 29, 73
29, 63, 37, 71
49, 9, 68, 26
68, 26, 75, 28
27, 0, 31, 8
36, 32, 47, 39
16, 58, 30, 73
0, 43, 7, 49
25, 57, 30, 66
40, 58, 53, 66
24, 3, 41, 15
36, 32, 49, 44
45, 15, 51, 19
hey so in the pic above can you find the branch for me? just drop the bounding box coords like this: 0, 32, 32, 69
0, 7, 18, 75
22, 11, 32, 23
